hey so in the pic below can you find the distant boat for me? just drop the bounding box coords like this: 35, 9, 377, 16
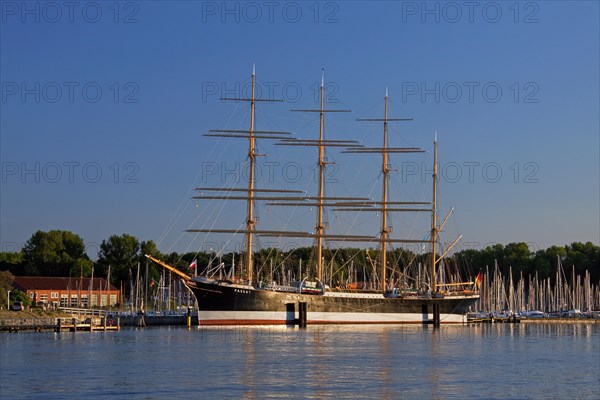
560, 309, 582, 318
520, 310, 545, 318
148, 69, 479, 325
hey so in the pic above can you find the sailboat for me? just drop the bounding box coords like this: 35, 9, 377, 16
147, 68, 479, 325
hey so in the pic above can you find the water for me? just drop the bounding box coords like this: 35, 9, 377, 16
1, 323, 598, 399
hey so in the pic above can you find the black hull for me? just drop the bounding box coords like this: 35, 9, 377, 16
187, 279, 478, 325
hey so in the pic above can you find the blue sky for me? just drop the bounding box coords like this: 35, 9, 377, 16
1, 1, 598, 258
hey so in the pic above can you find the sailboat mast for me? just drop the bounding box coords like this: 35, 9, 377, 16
316, 73, 326, 281
246, 66, 257, 284
380, 89, 390, 291
431, 131, 438, 292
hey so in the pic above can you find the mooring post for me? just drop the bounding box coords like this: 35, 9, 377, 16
137, 311, 146, 327
433, 303, 440, 328
187, 307, 191, 329
298, 302, 307, 328
286, 303, 296, 326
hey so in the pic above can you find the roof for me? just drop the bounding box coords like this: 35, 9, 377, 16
13, 276, 119, 292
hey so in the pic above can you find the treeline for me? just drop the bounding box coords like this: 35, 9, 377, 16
453, 242, 599, 282
0, 230, 598, 294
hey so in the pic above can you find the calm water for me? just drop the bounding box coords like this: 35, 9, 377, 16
1, 323, 598, 399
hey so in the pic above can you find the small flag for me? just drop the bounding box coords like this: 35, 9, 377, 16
189, 259, 197, 270
150, 279, 155, 287
475, 272, 481, 288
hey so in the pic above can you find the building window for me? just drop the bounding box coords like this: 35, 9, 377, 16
29, 292, 34, 299
40, 294, 48, 302
110, 295, 117, 306
70, 295, 78, 307
60, 295, 68, 307
51, 292, 59, 299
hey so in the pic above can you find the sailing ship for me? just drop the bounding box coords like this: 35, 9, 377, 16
148, 68, 479, 325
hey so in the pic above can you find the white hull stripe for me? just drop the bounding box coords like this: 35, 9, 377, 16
198, 311, 465, 324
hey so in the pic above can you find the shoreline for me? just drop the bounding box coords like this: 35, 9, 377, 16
1, 310, 599, 331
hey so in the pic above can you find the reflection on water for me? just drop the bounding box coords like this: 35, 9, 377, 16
1, 324, 598, 399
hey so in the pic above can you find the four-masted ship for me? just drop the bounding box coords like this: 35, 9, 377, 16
148, 68, 479, 325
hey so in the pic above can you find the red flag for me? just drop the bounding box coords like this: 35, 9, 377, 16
150, 279, 155, 287
189, 259, 197, 270
475, 272, 481, 288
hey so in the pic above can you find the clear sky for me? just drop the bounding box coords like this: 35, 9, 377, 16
1, 1, 598, 259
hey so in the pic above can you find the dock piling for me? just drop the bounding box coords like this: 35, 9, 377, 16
298, 302, 307, 328
433, 303, 440, 328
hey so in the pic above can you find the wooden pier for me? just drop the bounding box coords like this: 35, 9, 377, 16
0, 317, 120, 333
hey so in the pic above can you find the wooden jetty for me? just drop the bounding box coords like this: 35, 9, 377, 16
0, 317, 120, 332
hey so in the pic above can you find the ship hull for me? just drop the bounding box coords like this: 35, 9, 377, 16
187, 278, 478, 325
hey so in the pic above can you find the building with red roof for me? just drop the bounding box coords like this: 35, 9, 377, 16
12, 276, 120, 308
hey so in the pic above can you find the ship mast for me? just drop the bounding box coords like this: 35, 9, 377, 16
431, 131, 438, 293
347, 90, 428, 292
255, 80, 430, 288
380, 89, 390, 290
271, 71, 363, 282
315, 73, 326, 280
188, 66, 306, 286
428, 134, 464, 292
246, 67, 257, 283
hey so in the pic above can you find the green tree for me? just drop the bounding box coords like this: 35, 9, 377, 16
140, 240, 162, 263
96, 234, 140, 290
11, 290, 30, 308
564, 242, 600, 281
531, 246, 566, 280
22, 230, 92, 277
0, 251, 25, 275
139, 240, 165, 285
504, 242, 533, 277
0, 270, 15, 309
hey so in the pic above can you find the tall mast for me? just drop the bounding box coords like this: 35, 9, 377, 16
316, 72, 326, 281
431, 131, 438, 292
192, 70, 364, 285
246, 66, 257, 283
349, 91, 427, 293
380, 88, 390, 291
189, 66, 303, 286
